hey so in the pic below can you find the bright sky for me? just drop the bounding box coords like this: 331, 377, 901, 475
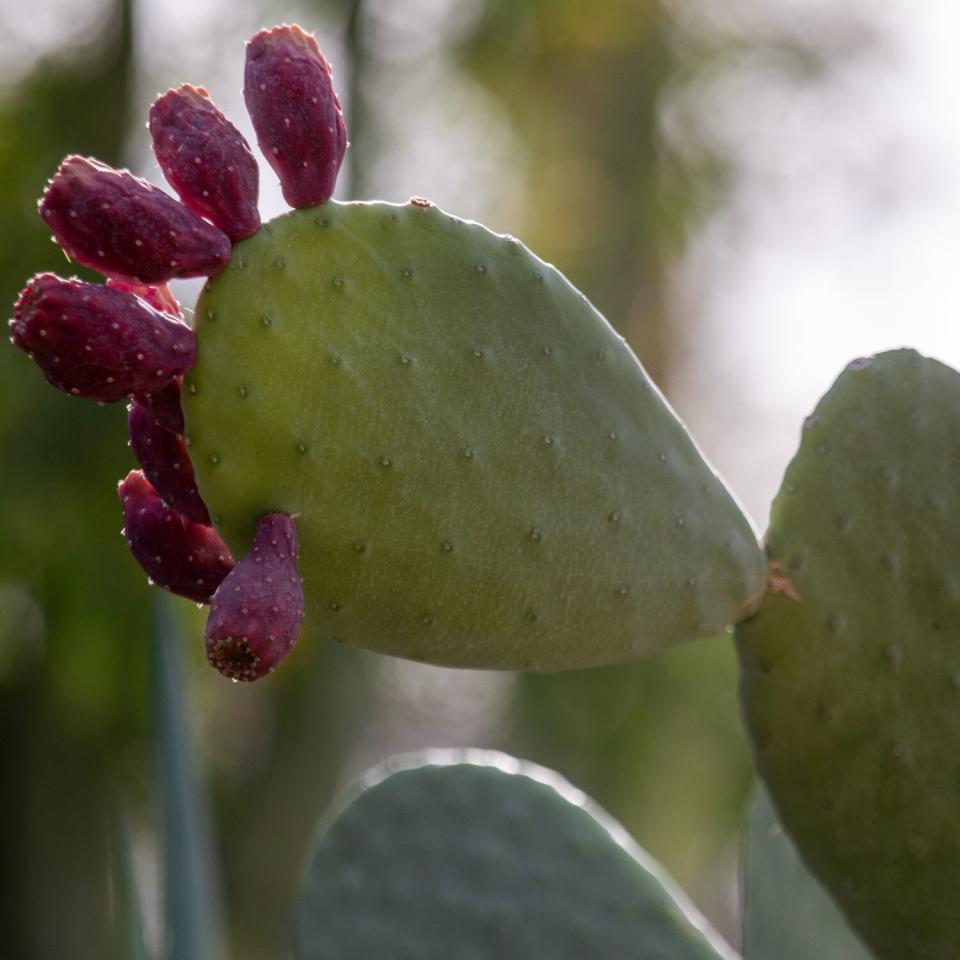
667, 0, 960, 526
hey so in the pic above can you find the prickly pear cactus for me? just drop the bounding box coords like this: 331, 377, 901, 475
736, 349, 960, 959
294, 751, 737, 960
185, 201, 764, 669
8, 23, 764, 677
743, 784, 872, 960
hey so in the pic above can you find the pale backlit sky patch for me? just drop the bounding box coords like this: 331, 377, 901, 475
666, 0, 960, 526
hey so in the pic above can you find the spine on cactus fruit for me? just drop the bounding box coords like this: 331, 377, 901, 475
118, 470, 234, 603
204, 513, 305, 682
243, 25, 347, 209
128, 400, 210, 524
149, 85, 261, 243
9, 273, 196, 403
38, 156, 231, 282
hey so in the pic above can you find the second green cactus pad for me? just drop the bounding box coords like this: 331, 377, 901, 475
185, 200, 764, 669
294, 751, 736, 959
743, 784, 872, 960
736, 350, 960, 959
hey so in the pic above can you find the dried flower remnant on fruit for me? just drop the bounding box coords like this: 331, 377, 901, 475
118, 470, 234, 603
39, 156, 231, 282
205, 514, 305, 681
150, 85, 261, 242
10, 273, 196, 403
128, 400, 210, 524
105, 277, 181, 316
243, 25, 347, 208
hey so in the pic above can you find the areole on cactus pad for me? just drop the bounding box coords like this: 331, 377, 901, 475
8, 22, 765, 678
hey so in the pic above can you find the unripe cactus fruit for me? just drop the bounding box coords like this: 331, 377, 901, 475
118, 470, 233, 602
204, 513, 304, 681
149, 85, 261, 242
128, 400, 210, 524
10, 273, 195, 403
736, 350, 960, 959
184, 200, 765, 670
39, 156, 231, 282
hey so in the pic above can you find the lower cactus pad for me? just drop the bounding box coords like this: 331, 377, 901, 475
294, 751, 736, 959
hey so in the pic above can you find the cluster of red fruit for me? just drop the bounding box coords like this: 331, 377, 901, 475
8, 25, 347, 680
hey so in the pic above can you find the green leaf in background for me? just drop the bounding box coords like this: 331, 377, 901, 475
152, 600, 226, 960
294, 750, 738, 960
743, 784, 873, 960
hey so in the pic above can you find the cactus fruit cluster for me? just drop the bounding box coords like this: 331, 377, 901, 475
11, 24, 349, 681
9, 22, 960, 960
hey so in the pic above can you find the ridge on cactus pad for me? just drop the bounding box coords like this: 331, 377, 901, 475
293, 750, 736, 959
736, 349, 960, 959
184, 200, 765, 670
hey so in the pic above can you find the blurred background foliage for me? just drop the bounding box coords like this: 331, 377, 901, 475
0, 1, 863, 957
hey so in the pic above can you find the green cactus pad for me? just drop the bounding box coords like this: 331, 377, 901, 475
743, 784, 872, 960
736, 349, 960, 958
185, 200, 763, 669
293, 750, 737, 959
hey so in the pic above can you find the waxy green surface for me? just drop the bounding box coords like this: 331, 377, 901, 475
294, 751, 736, 960
737, 350, 960, 959
186, 200, 764, 669
743, 784, 873, 960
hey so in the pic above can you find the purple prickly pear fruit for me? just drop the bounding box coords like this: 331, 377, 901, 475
136, 375, 185, 434
204, 514, 304, 682
149, 84, 261, 243
128, 399, 210, 524
38, 155, 231, 282
243, 25, 347, 209
10, 273, 196, 403
118, 470, 234, 603
106, 277, 181, 317
106, 283, 187, 429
